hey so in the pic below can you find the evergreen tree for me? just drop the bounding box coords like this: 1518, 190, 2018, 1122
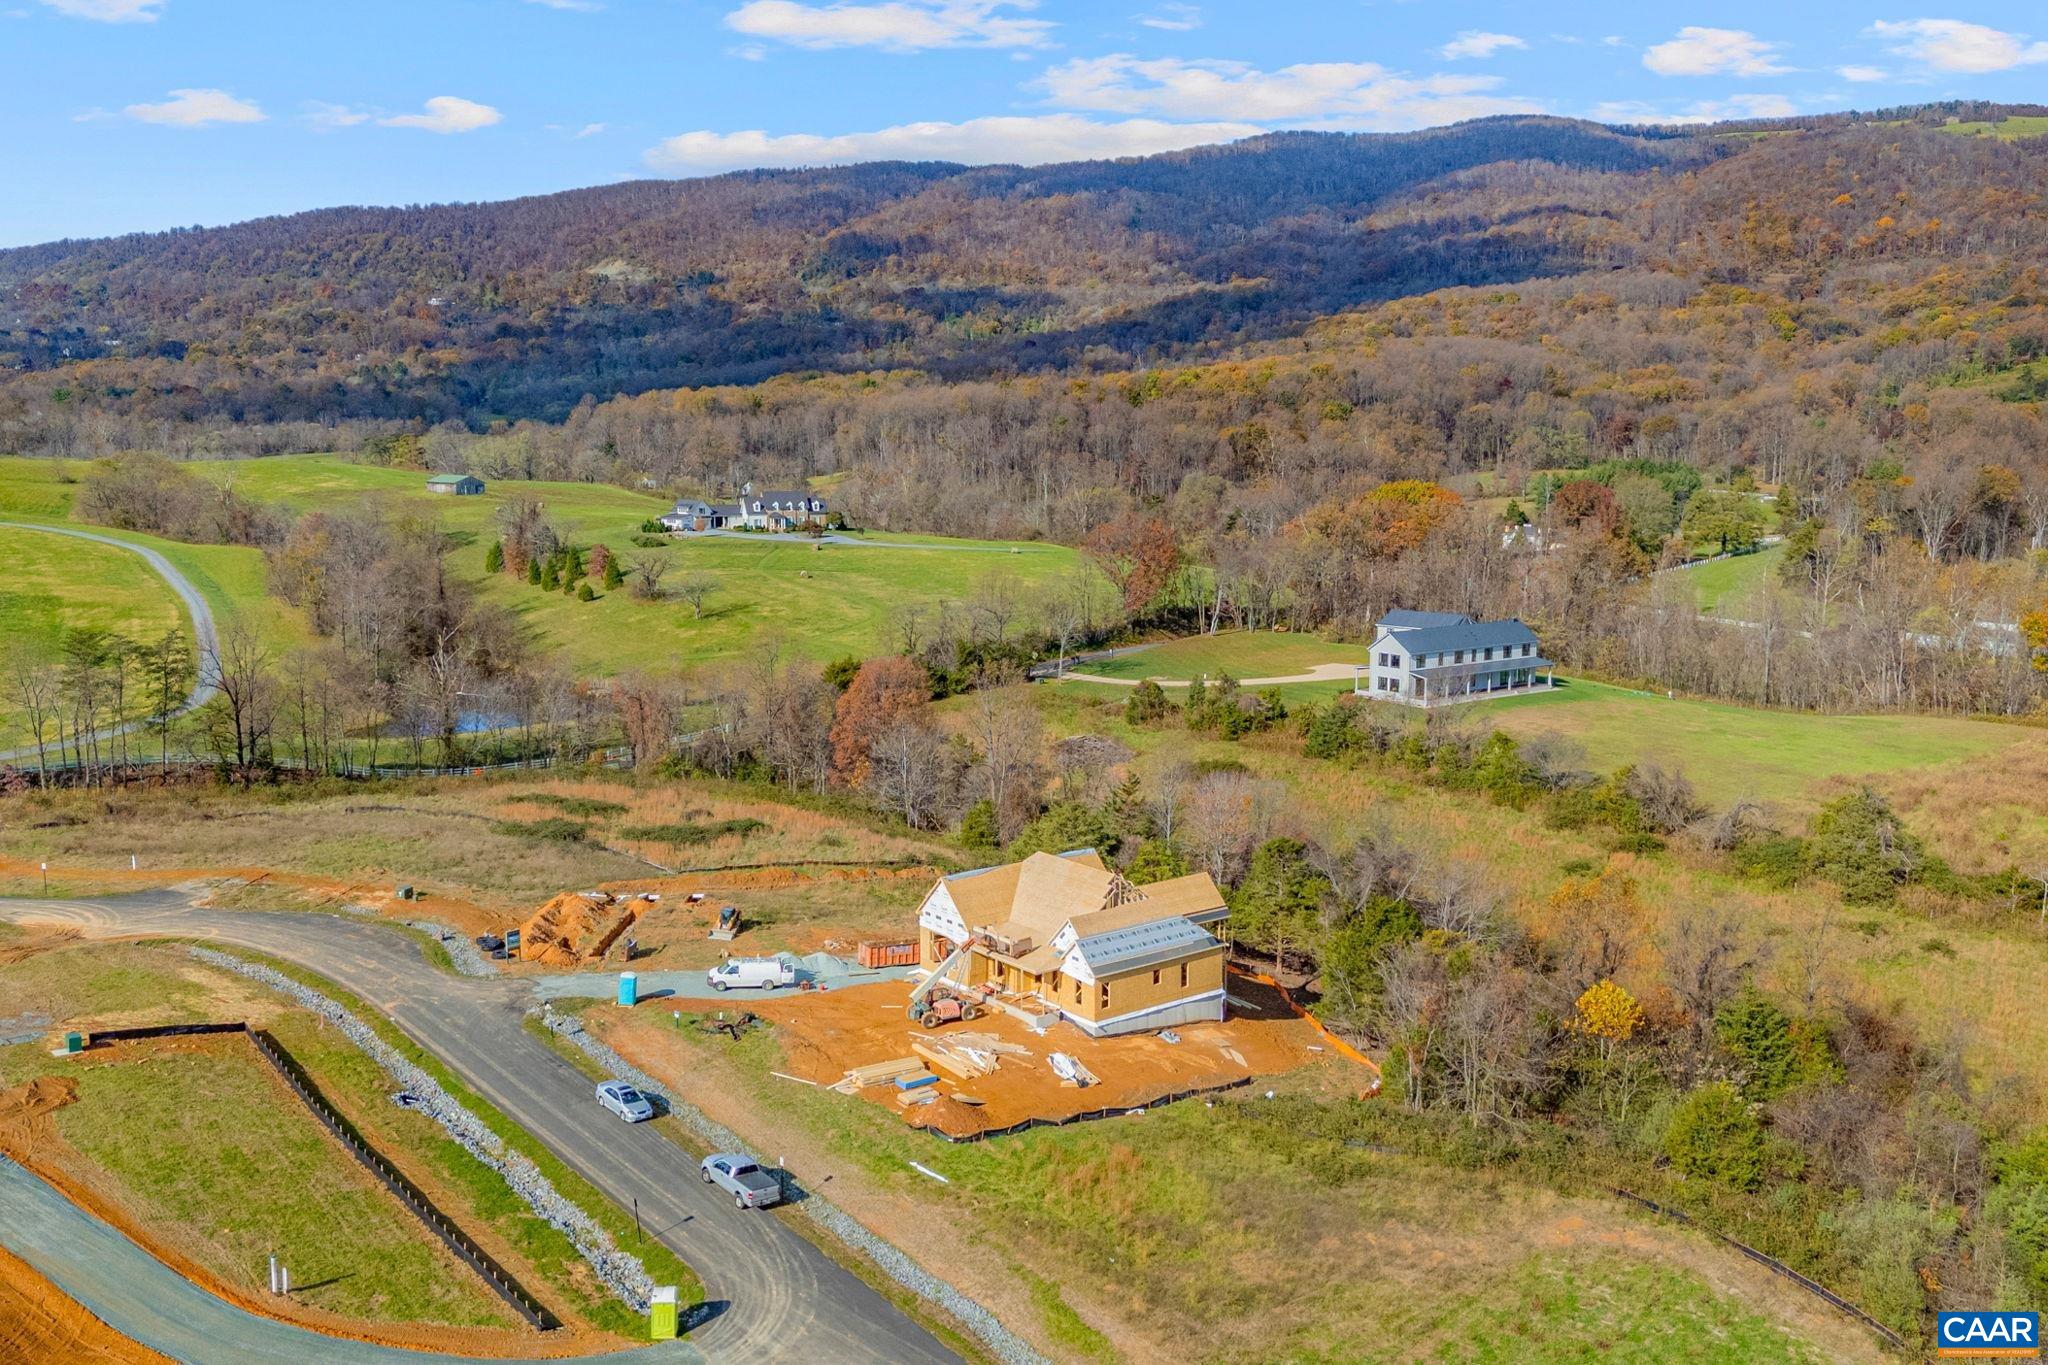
1124, 678, 1171, 726
484, 539, 504, 574
958, 799, 1000, 852
577, 581, 595, 601
527, 558, 542, 586
603, 558, 625, 591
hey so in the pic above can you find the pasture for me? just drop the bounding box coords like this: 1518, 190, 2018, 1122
1484, 676, 2034, 810
188, 454, 1091, 669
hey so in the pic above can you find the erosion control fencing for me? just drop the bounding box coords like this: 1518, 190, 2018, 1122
87, 1021, 252, 1045
1610, 1187, 1906, 1352
245, 1028, 561, 1331
921, 1077, 1254, 1143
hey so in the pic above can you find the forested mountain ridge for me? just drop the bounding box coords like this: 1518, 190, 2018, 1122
1, 116, 1707, 435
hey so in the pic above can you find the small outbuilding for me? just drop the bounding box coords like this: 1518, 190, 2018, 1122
426, 473, 485, 496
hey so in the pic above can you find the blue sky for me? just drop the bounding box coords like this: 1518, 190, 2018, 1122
3, 1, 2044, 247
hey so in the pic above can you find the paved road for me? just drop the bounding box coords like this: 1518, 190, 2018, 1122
0, 1157, 701, 1364
0, 892, 956, 1365
0, 522, 221, 762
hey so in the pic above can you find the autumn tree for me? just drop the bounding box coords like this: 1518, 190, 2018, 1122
828, 656, 930, 786
1082, 515, 1180, 617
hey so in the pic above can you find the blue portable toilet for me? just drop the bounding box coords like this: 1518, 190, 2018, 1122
617, 972, 638, 1007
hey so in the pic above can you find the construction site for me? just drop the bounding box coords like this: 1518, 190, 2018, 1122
741, 971, 1340, 1140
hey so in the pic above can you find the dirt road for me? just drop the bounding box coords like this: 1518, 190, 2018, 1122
0, 892, 957, 1365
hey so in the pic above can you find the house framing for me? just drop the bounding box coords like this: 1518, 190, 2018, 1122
915, 850, 1231, 1037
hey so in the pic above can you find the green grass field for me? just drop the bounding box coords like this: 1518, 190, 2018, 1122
1070, 631, 1372, 682
0, 526, 186, 664
594, 1006, 1856, 1364
1484, 676, 2033, 808
1672, 544, 1785, 613
187, 454, 1090, 669
1937, 115, 2048, 141
53, 1044, 519, 1329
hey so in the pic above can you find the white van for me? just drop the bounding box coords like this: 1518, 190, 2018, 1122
706, 958, 797, 991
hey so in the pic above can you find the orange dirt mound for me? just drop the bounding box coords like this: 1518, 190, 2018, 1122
0, 1242, 168, 1364
517, 891, 643, 966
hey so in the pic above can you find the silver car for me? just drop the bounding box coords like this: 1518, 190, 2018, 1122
596, 1080, 655, 1122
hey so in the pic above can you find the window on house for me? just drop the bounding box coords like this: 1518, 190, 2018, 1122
1073, 979, 1082, 1004
1098, 983, 1110, 1011
1179, 962, 1188, 989
1454, 650, 1464, 664
1152, 968, 1161, 986
1484, 647, 1493, 660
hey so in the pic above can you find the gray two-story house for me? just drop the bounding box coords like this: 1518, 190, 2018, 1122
1355, 610, 1554, 707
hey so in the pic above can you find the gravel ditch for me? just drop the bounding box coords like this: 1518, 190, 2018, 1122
408, 920, 498, 978
189, 947, 656, 1312
539, 1006, 1046, 1365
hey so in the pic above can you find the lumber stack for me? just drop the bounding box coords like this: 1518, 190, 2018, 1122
829, 1055, 925, 1094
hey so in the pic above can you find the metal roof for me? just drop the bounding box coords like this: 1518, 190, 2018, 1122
1410, 654, 1553, 676
1379, 609, 1469, 629
1073, 916, 1220, 977
1382, 617, 1539, 656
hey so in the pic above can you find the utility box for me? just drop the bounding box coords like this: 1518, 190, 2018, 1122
648, 1286, 678, 1341
396, 884, 415, 901
618, 972, 638, 1007
63, 1031, 83, 1055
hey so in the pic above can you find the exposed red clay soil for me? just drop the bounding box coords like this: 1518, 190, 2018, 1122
727, 974, 1338, 1138
0, 1241, 171, 1364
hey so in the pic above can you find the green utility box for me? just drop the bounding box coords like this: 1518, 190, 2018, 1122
64, 1031, 83, 1055
649, 1286, 678, 1341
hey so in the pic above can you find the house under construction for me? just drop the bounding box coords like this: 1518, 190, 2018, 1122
915, 850, 1231, 1037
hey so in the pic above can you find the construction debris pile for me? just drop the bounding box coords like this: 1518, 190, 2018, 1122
517, 890, 657, 967
831, 1032, 1035, 1108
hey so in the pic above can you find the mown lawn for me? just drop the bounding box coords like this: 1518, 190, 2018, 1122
1482, 676, 2035, 808
53, 1043, 519, 1329
188, 453, 1091, 670
1070, 631, 1372, 682
0, 526, 192, 747
1671, 543, 1785, 613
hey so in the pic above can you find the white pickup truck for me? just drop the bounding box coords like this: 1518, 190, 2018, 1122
700, 1154, 783, 1209
705, 957, 797, 992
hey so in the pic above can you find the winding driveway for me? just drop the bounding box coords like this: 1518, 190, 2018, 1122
0, 522, 221, 762
0, 891, 956, 1365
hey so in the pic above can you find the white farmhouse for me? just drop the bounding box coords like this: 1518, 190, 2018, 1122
1354, 610, 1554, 706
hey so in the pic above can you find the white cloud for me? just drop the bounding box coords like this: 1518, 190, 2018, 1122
380, 96, 503, 134
1642, 27, 1789, 77
525, 0, 602, 9
1592, 93, 1797, 125
645, 113, 1260, 174
1439, 31, 1525, 60
304, 101, 371, 131
723, 0, 1052, 52
1835, 64, 1889, 82
729, 41, 768, 59
40, 0, 162, 20
575, 122, 607, 138
1868, 19, 2048, 73
1037, 54, 1543, 128
124, 88, 266, 127
1135, 2, 1199, 30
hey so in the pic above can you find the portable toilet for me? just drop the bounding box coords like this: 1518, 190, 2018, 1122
648, 1286, 678, 1340
617, 972, 638, 1007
